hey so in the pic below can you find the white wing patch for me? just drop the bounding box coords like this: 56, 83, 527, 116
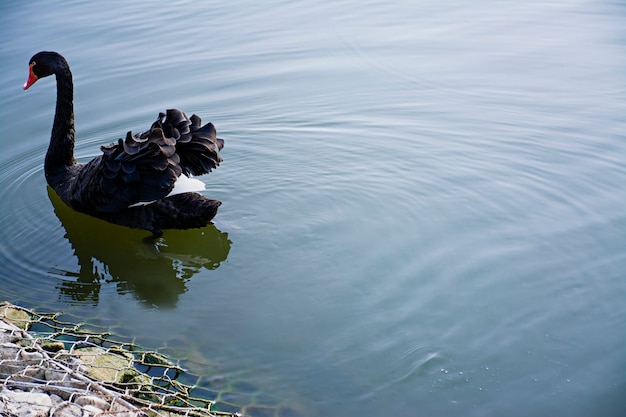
128, 175, 206, 208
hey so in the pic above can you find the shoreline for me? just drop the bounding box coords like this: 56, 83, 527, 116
0, 302, 239, 417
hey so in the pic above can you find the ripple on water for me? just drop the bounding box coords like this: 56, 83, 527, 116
0, 154, 73, 301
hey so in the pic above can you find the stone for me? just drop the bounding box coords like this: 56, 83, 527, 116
0, 304, 31, 330
20, 348, 45, 364
50, 401, 82, 417
0, 388, 52, 417
44, 385, 73, 401
45, 368, 68, 383
127, 372, 152, 389
50, 393, 64, 405
40, 339, 66, 353
109, 399, 133, 412
141, 351, 173, 366
13, 365, 47, 382
0, 319, 14, 331
74, 394, 110, 411
53, 352, 83, 371
81, 404, 106, 415
73, 347, 135, 383
0, 343, 22, 378
0, 324, 21, 344
106, 409, 142, 417
0, 342, 20, 359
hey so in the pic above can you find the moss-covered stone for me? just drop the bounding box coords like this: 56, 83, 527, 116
73, 346, 136, 383
0, 304, 31, 330
39, 340, 66, 352
141, 351, 174, 366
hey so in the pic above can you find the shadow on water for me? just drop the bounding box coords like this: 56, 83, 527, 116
47, 187, 231, 308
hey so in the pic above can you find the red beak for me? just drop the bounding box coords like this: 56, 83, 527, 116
23, 63, 38, 90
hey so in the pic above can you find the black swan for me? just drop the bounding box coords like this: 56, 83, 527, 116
23, 51, 224, 237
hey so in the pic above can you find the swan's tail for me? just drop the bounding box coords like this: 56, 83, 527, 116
150, 193, 222, 236
99, 193, 221, 237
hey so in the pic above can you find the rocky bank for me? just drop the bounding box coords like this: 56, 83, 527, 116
0, 303, 230, 417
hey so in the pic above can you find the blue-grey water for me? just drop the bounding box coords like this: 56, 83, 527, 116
1, 1, 625, 416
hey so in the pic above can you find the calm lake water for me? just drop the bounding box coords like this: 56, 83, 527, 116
1, 1, 625, 416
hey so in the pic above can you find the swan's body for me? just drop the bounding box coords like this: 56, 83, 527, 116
24, 51, 224, 237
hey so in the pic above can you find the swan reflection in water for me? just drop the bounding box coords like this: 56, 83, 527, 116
47, 187, 231, 308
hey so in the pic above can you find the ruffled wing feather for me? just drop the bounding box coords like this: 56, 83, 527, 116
157, 110, 224, 176
71, 110, 223, 214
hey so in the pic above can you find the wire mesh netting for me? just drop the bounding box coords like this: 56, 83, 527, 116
0, 302, 241, 417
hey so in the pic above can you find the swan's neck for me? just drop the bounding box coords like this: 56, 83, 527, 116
45, 62, 76, 178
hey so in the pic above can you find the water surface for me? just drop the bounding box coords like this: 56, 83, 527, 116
1, 1, 625, 416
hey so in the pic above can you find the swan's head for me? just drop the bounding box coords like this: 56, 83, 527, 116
24, 51, 67, 90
